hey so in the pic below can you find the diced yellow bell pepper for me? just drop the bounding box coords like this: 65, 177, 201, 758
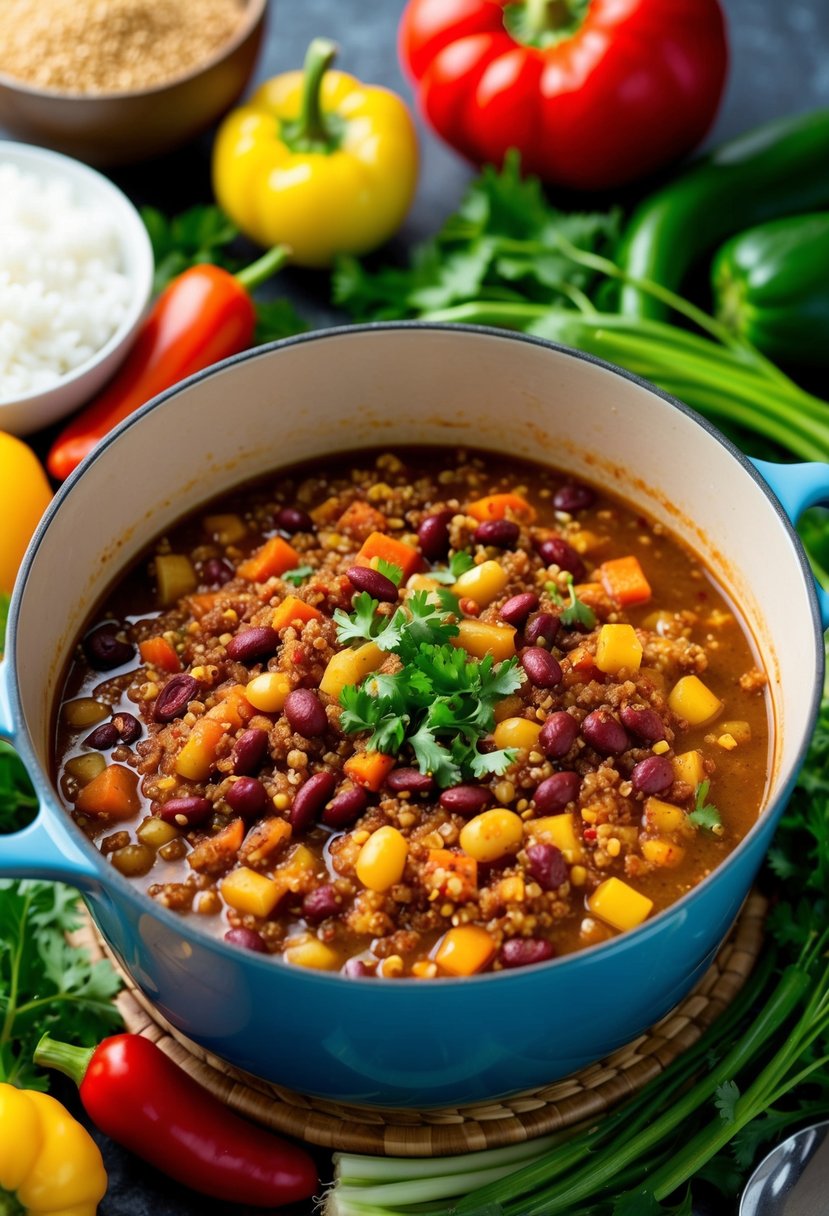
451, 619, 516, 661
527, 813, 583, 861
672, 749, 705, 788
174, 718, 227, 781
283, 938, 340, 971
434, 926, 496, 976
452, 559, 509, 606
588, 877, 654, 932
595, 623, 643, 674
320, 642, 384, 698
221, 866, 282, 917
356, 825, 409, 891
492, 717, 542, 750
155, 554, 198, 607
203, 513, 247, 545
641, 838, 686, 867
668, 675, 723, 727
718, 719, 751, 745
644, 797, 689, 836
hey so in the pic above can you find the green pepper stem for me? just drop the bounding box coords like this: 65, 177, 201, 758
525, 0, 573, 34
296, 37, 338, 147
234, 244, 291, 292
34, 1033, 96, 1088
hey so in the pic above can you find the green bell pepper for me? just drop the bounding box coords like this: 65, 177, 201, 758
712, 212, 829, 368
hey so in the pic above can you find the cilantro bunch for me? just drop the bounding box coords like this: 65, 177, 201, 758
334, 584, 524, 787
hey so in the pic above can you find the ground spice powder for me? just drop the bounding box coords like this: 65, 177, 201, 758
0, 0, 248, 94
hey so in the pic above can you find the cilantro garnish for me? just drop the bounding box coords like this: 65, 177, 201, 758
430, 550, 476, 585
282, 565, 314, 586
546, 580, 597, 629
688, 780, 723, 833
375, 559, 403, 586
336, 591, 523, 787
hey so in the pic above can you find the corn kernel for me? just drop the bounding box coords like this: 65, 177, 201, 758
494, 780, 515, 804
668, 675, 723, 727
527, 813, 584, 861
588, 877, 653, 932
283, 938, 340, 971
672, 749, 705, 788
379, 954, 404, 978
452, 559, 509, 607
493, 717, 542, 751
570, 865, 587, 887
652, 740, 670, 755
452, 619, 516, 661
434, 926, 496, 976
221, 867, 281, 917
717, 733, 738, 751
605, 837, 621, 858
641, 838, 686, 867
320, 642, 384, 699
719, 719, 751, 745
245, 672, 291, 713
411, 960, 438, 979
459, 808, 523, 863
356, 826, 409, 891
595, 623, 643, 674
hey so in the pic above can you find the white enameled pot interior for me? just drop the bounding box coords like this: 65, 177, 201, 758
16, 327, 811, 814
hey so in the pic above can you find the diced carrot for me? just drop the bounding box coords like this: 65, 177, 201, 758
271, 595, 324, 631
599, 556, 652, 606
568, 646, 598, 675
237, 536, 301, 583
187, 817, 245, 875
354, 532, 420, 581
205, 684, 253, 731
343, 752, 396, 792
239, 817, 292, 866
175, 718, 228, 781
466, 492, 537, 523
76, 764, 140, 820
423, 849, 478, 902
139, 636, 181, 674
336, 500, 388, 540
188, 592, 225, 620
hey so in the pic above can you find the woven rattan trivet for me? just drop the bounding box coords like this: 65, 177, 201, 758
76, 891, 766, 1157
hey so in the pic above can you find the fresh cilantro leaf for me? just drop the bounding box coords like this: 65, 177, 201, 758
436, 587, 462, 615
430, 551, 476, 585
555, 581, 597, 629
375, 559, 404, 587
281, 565, 314, 586
409, 724, 462, 788
715, 1080, 740, 1124
334, 594, 407, 651
470, 747, 518, 778
689, 780, 723, 833
398, 592, 459, 654
254, 298, 308, 345
0, 742, 38, 834
142, 203, 239, 294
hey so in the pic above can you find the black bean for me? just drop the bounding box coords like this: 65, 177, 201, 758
152, 674, 199, 723
302, 885, 340, 922
439, 785, 492, 817
536, 536, 586, 581
620, 705, 666, 742
225, 627, 280, 663
323, 786, 368, 828
526, 842, 569, 889
231, 728, 270, 776
386, 768, 435, 794
113, 712, 142, 744
418, 511, 452, 562
290, 771, 338, 833
521, 648, 562, 689
157, 797, 213, 827
499, 592, 539, 628
85, 723, 119, 750
538, 711, 579, 759
200, 557, 234, 587
582, 709, 629, 755
532, 771, 580, 813
500, 938, 556, 969
553, 483, 596, 513
474, 519, 520, 549
284, 689, 328, 738
347, 565, 398, 603
275, 506, 314, 535
225, 927, 267, 953
83, 624, 135, 671
631, 755, 675, 795
226, 776, 270, 819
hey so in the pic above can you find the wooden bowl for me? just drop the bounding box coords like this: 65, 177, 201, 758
0, 0, 268, 166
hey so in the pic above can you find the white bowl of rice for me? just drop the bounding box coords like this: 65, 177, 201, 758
0, 141, 153, 436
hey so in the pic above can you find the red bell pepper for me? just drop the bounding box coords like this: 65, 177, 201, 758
35, 1032, 318, 1208
399, 0, 728, 191
46, 246, 288, 483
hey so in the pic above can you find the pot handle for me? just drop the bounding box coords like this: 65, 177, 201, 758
752, 458, 829, 631
0, 661, 99, 889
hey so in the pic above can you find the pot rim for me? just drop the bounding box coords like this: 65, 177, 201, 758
7, 321, 824, 987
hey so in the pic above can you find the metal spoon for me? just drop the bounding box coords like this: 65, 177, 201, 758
739, 1120, 829, 1216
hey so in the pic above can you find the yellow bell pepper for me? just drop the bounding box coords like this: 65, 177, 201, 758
0, 433, 52, 596
213, 39, 418, 268
0, 1082, 107, 1214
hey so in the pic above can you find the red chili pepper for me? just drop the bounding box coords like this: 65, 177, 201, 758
35, 1032, 318, 1208
398, 0, 728, 191
46, 246, 288, 483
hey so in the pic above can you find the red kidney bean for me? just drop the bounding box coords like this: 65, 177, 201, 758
386, 768, 435, 794
346, 565, 398, 603
322, 786, 368, 828
302, 885, 340, 923
500, 938, 556, 969
225, 927, 267, 953
536, 536, 586, 582
290, 771, 338, 833
520, 612, 560, 649
474, 519, 520, 548
532, 771, 580, 813
83, 625, 135, 671
439, 785, 493, 817
231, 727, 270, 776
112, 712, 142, 744
521, 648, 562, 689
200, 557, 234, 587
553, 483, 596, 513
226, 776, 270, 819
539, 711, 579, 759
582, 709, 629, 755
152, 674, 200, 723
620, 705, 666, 742
631, 755, 675, 795
343, 958, 373, 977
225, 626, 280, 663
275, 506, 314, 534
157, 797, 213, 827
525, 842, 569, 890
499, 592, 539, 628
85, 722, 119, 750
417, 511, 452, 561
284, 689, 328, 738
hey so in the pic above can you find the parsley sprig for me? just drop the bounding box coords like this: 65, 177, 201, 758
336, 591, 523, 787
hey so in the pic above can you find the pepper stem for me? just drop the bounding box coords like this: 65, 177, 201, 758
0, 1191, 25, 1216
234, 244, 292, 292
293, 37, 339, 149
34, 1033, 95, 1088
525, 0, 572, 34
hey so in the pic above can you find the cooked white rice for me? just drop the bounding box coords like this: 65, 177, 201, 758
0, 161, 133, 402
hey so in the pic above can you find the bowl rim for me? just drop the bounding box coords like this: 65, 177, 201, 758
0, 139, 154, 414
0, 0, 267, 102
7, 321, 824, 987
